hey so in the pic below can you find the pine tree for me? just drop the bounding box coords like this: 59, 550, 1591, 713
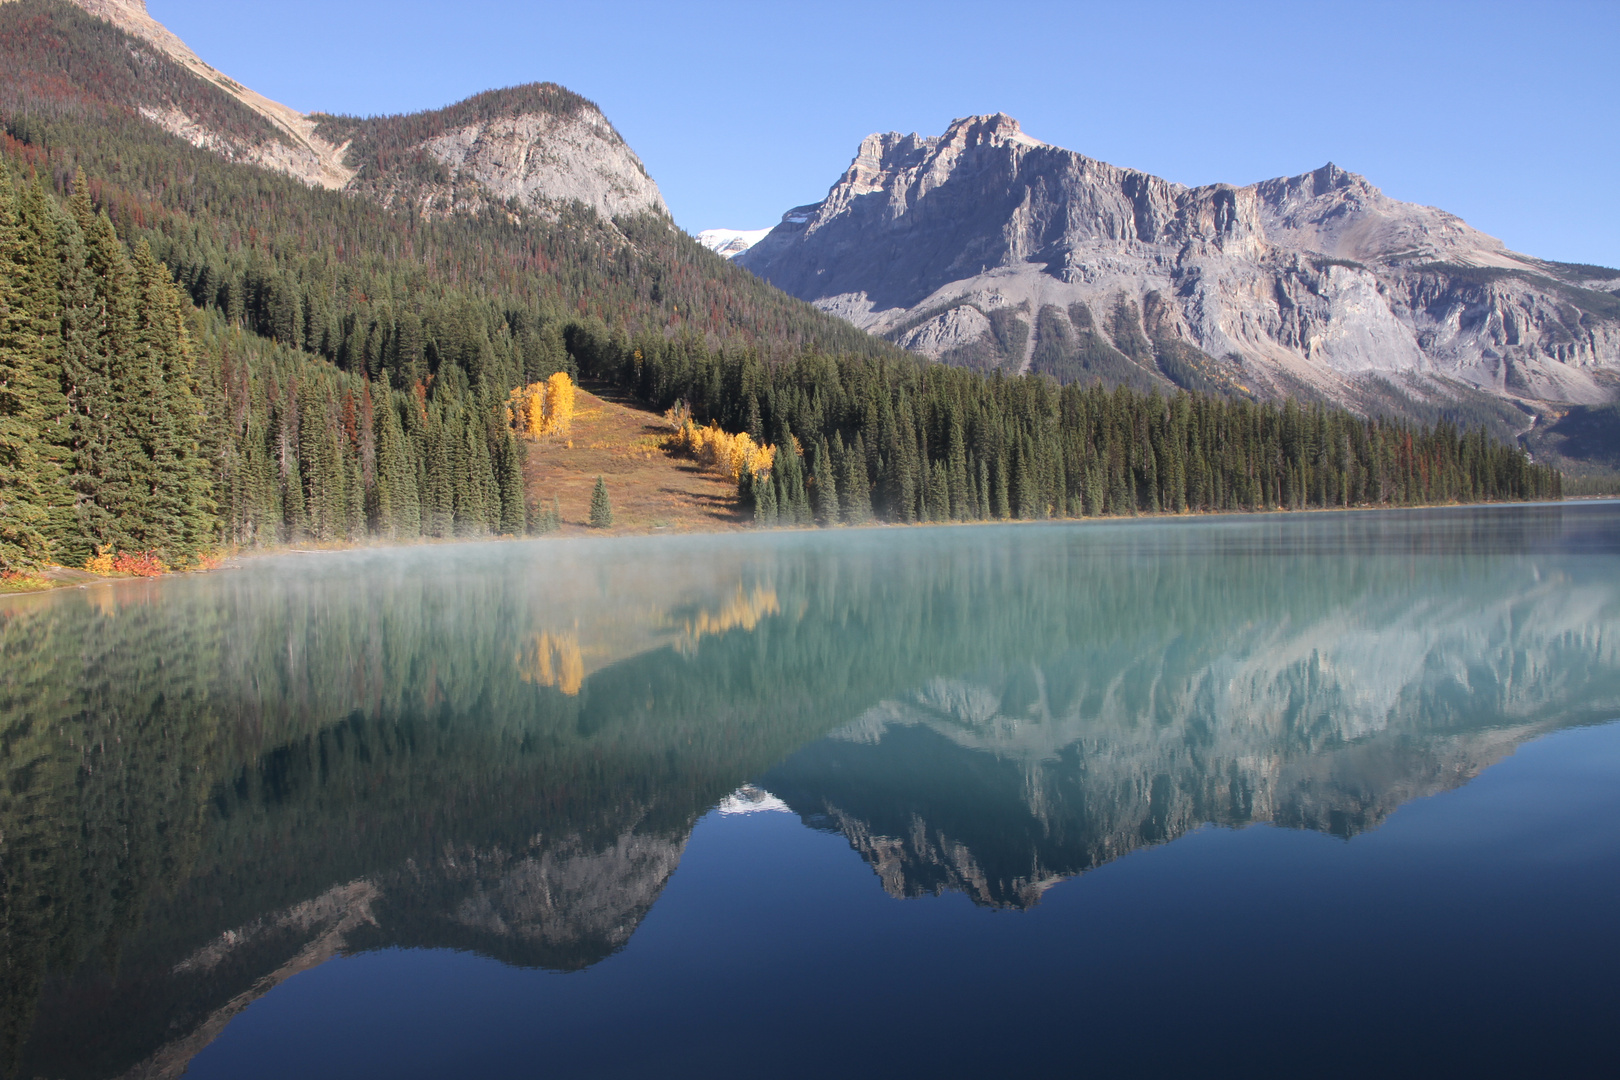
752, 469, 778, 526
497, 427, 526, 534
946, 413, 970, 519
0, 166, 56, 569
811, 435, 840, 526
841, 432, 872, 525
589, 476, 613, 528
77, 199, 141, 554
422, 405, 453, 537
374, 396, 420, 539
129, 239, 215, 560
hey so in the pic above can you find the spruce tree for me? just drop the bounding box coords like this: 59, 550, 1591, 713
993, 453, 1011, 519
947, 414, 970, 519
812, 435, 840, 526
0, 166, 56, 569
422, 405, 453, 537
928, 460, 950, 523
752, 470, 778, 526
459, 409, 496, 536
130, 240, 215, 560
589, 476, 613, 528
497, 427, 526, 534
77, 201, 141, 554
841, 432, 872, 525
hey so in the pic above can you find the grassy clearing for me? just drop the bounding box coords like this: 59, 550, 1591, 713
522, 383, 750, 536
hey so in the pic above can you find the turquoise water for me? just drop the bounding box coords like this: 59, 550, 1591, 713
3, 504, 1618, 1078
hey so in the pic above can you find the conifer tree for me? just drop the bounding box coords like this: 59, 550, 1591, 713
422, 406, 453, 537
589, 476, 613, 528
947, 414, 970, 519
0, 166, 56, 569
752, 469, 779, 526
840, 431, 872, 524
811, 435, 840, 526
129, 239, 215, 559
77, 199, 141, 553
497, 427, 526, 534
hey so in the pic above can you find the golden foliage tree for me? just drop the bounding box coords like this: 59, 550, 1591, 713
669, 420, 776, 485
508, 372, 577, 440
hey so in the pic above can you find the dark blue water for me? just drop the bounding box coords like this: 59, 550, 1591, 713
5, 503, 1618, 1079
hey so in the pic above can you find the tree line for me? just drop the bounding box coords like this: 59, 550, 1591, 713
568, 324, 1562, 527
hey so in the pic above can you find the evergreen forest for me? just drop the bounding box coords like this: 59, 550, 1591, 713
0, 0, 1561, 574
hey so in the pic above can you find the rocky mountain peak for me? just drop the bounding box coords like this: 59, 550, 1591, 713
738, 114, 1620, 414
942, 111, 1046, 150
315, 83, 669, 222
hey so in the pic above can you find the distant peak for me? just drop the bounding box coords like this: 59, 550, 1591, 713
1308, 162, 1370, 195
696, 228, 771, 259
942, 112, 1045, 149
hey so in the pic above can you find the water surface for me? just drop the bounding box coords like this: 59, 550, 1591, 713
3, 504, 1618, 1078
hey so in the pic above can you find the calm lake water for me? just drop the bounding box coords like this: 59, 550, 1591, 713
3, 503, 1619, 1079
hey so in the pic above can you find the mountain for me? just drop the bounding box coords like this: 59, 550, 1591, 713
2, 0, 355, 187
737, 114, 1620, 429
2, 0, 666, 220
312, 84, 669, 223
697, 227, 770, 258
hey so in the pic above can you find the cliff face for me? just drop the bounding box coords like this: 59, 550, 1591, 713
17, 0, 668, 221
738, 114, 1620, 413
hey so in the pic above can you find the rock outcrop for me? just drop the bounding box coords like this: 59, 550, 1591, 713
318, 85, 669, 222
738, 114, 1620, 415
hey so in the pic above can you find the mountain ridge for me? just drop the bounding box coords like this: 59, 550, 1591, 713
4, 0, 669, 222
0, 0, 358, 186
737, 113, 1620, 423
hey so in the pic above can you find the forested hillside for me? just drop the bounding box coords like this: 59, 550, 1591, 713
568, 328, 1561, 525
0, 0, 1560, 574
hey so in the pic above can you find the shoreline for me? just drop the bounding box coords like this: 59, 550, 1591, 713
4, 496, 1610, 599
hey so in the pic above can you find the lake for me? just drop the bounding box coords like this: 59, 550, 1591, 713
3, 503, 1618, 1079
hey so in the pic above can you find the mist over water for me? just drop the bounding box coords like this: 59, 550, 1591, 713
3, 504, 1618, 1078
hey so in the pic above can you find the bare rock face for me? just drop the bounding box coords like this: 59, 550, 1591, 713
738, 114, 1620, 413
333, 96, 669, 223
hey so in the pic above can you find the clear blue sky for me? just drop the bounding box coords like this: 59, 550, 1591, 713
148, 0, 1619, 268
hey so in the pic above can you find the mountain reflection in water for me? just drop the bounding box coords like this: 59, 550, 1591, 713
2, 504, 1617, 1079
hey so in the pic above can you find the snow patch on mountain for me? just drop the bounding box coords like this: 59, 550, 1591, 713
697, 228, 772, 259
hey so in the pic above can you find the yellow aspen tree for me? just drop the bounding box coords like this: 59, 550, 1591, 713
543, 372, 576, 438
671, 421, 776, 483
